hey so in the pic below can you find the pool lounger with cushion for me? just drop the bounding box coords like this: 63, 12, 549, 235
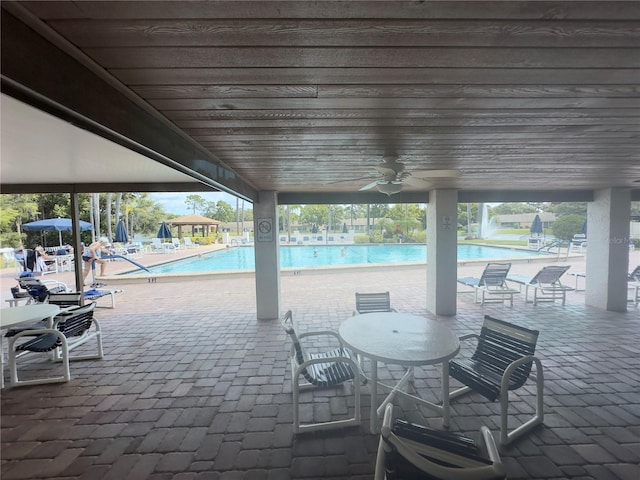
84, 289, 123, 309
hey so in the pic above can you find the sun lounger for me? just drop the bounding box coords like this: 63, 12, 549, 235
84, 288, 123, 309
627, 266, 640, 305
457, 262, 519, 306
567, 266, 639, 303
507, 265, 573, 305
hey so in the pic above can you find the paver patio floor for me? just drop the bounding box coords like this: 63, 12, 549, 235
1, 249, 639, 479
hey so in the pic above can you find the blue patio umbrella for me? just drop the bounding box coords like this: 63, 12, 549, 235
157, 221, 172, 240
342, 222, 348, 233
114, 219, 128, 243
582, 219, 587, 235
530, 214, 543, 236
311, 224, 318, 234
23, 217, 94, 246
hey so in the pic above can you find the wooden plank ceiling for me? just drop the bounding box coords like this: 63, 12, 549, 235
3, 1, 640, 202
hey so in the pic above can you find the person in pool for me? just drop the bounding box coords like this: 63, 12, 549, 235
82, 237, 111, 285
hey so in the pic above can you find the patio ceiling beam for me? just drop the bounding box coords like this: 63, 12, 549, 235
277, 190, 601, 205
0, 183, 220, 195
1, 9, 257, 202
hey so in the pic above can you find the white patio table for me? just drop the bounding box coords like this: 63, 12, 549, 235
339, 312, 460, 433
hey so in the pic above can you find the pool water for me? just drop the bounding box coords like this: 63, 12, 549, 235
134, 244, 545, 275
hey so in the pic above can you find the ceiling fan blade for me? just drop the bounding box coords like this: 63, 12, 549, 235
375, 165, 398, 176
411, 169, 461, 178
359, 180, 380, 191
404, 176, 432, 187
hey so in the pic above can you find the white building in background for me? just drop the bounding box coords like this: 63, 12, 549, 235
495, 213, 557, 229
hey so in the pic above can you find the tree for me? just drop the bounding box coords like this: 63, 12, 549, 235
2, 194, 39, 247
491, 203, 538, 215
546, 202, 587, 217
115, 193, 123, 225
458, 203, 478, 234
347, 204, 365, 226
105, 192, 113, 241
552, 214, 585, 241
327, 205, 345, 232
91, 193, 101, 240
185, 194, 206, 215
214, 201, 235, 222
202, 201, 218, 218
299, 205, 328, 226
389, 204, 423, 236
369, 204, 390, 224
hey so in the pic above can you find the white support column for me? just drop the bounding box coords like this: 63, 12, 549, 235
426, 190, 458, 316
253, 191, 281, 320
585, 188, 631, 312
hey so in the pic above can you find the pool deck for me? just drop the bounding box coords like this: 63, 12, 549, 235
1, 248, 640, 479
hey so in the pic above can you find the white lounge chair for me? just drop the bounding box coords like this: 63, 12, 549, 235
457, 263, 519, 306
507, 265, 574, 305
151, 238, 175, 253
183, 237, 198, 248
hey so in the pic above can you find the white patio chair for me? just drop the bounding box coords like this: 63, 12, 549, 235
282, 310, 363, 433
375, 404, 506, 480
448, 315, 544, 445
6, 302, 103, 386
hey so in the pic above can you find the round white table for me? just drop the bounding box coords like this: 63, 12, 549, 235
1, 304, 60, 329
1, 304, 60, 388
339, 312, 460, 433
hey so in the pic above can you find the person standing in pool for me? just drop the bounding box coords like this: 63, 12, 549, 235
82, 237, 110, 285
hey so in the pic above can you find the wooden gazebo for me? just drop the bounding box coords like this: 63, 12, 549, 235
169, 214, 221, 238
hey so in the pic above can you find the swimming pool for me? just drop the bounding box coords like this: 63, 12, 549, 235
131, 244, 546, 275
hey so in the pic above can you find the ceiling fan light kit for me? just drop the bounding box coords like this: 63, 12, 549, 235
357, 156, 461, 195
376, 182, 403, 196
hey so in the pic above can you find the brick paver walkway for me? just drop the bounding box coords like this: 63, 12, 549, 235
1, 249, 639, 479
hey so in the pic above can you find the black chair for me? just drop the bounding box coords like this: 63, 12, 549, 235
16, 276, 68, 303
448, 315, 544, 445
282, 310, 362, 433
7, 302, 103, 387
375, 404, 506, 480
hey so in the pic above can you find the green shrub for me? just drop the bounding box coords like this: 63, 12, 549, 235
552, 214, 585, 242
408, 231, 427, 243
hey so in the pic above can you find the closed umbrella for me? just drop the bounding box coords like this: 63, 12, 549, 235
582, 219, 587, 236
342, 222, 348, 234
311, 224, 318, 234
23, 217, 94, 246
157, 221, 172, 240
530, 214, 543, 236
114, 219, 128, 243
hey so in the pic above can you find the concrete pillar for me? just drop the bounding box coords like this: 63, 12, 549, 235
253, 191, 281, 320
426, 190, 458, 316
585, 188, 631, 312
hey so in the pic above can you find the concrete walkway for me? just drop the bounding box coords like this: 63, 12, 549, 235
1, 249, 639, 479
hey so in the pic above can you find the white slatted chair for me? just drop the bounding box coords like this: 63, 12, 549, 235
282, 310, 363, 433
448, 315, 544, 445
7, 302, 103, 386
375, 404, 506, 480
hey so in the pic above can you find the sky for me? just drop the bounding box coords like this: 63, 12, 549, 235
149, 191, 246, 216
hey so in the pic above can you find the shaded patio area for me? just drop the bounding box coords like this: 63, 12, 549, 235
1, 260, 639, 479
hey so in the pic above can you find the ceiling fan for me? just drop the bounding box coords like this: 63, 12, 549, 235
359, 157, 460, 196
